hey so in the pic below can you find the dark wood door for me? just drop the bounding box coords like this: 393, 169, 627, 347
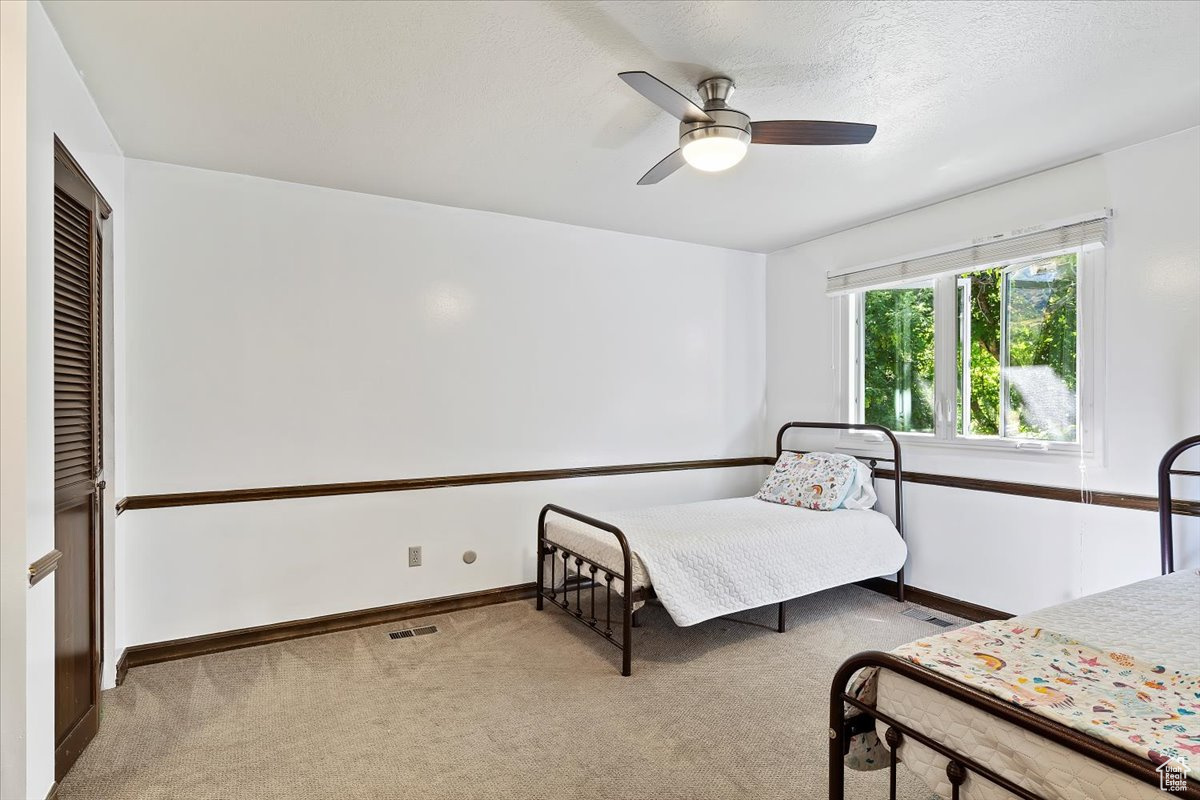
53, 150, 104, 781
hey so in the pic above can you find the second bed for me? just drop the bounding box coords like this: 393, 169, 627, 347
536, 421, 909, 675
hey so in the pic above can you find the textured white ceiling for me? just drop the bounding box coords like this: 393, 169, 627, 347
42, 0, 1200, 253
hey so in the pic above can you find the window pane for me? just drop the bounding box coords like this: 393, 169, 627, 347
957, 268, 1003, 436
957, 254, 1079, 442
862, 285, 935, 433
1004, 254, 1078, 441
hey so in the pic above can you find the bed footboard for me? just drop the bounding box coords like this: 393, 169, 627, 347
827, 651, 1196, 800
536, 504, 637, 676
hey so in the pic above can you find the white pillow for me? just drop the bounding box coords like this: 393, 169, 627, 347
840, 461, 879, 509
755, 451, 862, 511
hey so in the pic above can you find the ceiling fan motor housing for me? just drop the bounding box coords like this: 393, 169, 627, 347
679, 77, 751, 151
678, 108, 751, 150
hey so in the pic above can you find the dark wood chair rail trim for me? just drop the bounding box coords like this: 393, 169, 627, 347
873, 467, 1200, 516
114, 456, 1199, 516
28, 549, 64, 587
115, 457, 769, 512
119, 582, 537, 676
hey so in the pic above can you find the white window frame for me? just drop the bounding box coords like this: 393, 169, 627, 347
836, 246, 1106, 462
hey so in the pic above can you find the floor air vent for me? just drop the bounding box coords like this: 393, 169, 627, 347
389, 625, 438, 640
901, 608, 955, 628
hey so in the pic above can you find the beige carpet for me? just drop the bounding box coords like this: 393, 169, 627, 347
62, 585, 958, 800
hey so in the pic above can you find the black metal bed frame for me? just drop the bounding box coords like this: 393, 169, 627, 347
535, 421, 906, 677
828, 433, 1200, 800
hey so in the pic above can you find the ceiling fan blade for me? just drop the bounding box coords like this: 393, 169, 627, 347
637, 149, 686, 185
750, 121, 877, 145
619, 71, 713, 124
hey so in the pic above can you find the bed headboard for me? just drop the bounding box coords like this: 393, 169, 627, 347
1158, 434, 1200, 575
773, 421, 904, 544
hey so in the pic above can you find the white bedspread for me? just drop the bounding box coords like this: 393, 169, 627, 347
544, 497, 907, 627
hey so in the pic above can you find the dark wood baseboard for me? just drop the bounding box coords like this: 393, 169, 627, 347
114, 649, 129, 687
119, 575, 1004, 681
120, 582, 537, 676
857, 577, 1013, 623
45, 781, 60, 800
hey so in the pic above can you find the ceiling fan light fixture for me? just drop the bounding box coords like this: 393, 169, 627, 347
680, 128, 750, 172
619, 70, 877, 185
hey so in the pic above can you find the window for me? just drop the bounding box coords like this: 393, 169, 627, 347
845, 237, 1104, 455
957, 254, 1078, 442
861, 283, 935, 433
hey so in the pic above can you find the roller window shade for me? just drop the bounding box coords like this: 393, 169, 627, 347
825, 215, 1108, 295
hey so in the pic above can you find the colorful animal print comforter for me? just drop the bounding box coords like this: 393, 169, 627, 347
845, 605, 1200, 774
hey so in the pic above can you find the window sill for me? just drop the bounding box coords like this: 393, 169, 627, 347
837, 430, 1094, 464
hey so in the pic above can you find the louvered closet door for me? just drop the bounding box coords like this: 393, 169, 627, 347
53, 156, 103, 782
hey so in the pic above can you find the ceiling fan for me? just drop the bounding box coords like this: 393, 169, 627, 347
618, 71, 877, 185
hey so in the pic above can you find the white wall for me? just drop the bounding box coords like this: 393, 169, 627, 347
766, 127, 1200, 614
120, 159, 766, 645
19, 3, 126, 796
121, 468, 767, 645
1, 4, 30, 797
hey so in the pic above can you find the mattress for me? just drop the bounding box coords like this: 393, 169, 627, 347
542, 496, 907, 627
873, 568, 1200, 800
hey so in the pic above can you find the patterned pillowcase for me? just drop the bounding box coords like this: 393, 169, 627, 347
755, 451, 862, 511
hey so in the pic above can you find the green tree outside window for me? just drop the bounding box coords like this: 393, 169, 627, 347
862, 253, 1077, 441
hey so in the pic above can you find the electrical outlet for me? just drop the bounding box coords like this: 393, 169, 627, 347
408, 546, 422, 568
